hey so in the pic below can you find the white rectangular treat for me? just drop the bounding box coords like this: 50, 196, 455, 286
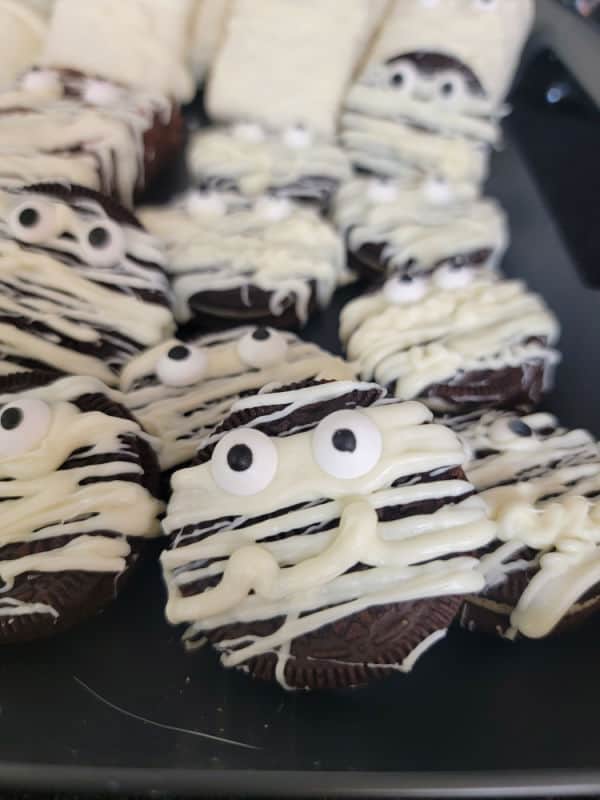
40, 0, 195, 101
207, 0, 390, 139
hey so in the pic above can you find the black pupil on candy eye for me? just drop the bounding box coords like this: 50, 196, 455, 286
88, 226, 110, 248
227, 444, 253, 472
392, 72, 404, 87
252, 327, 270, 341
441, 82, 454, 96
451, 256, 466, 269
332, 429, 357, 453
1, 407, 23, 430
509, 419, 533, 437
168, 345, 190, 361
19, 208, 39, 228
400, 274, 413, 284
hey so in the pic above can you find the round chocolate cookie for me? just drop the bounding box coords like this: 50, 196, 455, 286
445, 409, 600, 639
120, 325, 356, 477
139, 191, 349, 330
0, 68, 183, 206
0, 182, 174, 384
333, 175, 507, 282
187, 123, 351, 212
0, 373, 163, 643
340, 269, 560, 412
162, 379, 495, 690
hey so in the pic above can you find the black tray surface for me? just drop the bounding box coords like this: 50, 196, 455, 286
1, 119, 600, 798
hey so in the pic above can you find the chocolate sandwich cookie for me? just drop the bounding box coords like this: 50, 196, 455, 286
161, 379, 496, 690
187, 123, 351, 211
333, 175, 507, 281
0, 68, 183, 206
446, 409, 600, 639
139, 190, 349, 330
0, 183, 174, 384
340, 268, 560, 412
340, 0, 534, 184
120, 325, 357, 477
0, 373, 163, 643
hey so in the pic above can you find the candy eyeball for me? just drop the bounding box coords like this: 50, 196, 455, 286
434, 259, 475, 290
83, 79, 121, 106
254, 196, 292, 222
383, 273, 428, 304
21, 69, 61, 94
367, 179, 398, 204
0, 397, 52, 459
233, 122, 266, 143
283, 125, 313, 150
388, 60, 418, 94
490, 416, 534, 445
185, 190, 227, 217
237, 327, 289, 369
423, 177, 454, 206
80, 219, 126, 268
156, 343, 208, 388
436, 72, 468, 106
211, 428, 278, 496
8, 198, 61, 245
312, 410, 382, 480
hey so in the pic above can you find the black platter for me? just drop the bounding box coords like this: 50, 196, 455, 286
1, 21, 600, 800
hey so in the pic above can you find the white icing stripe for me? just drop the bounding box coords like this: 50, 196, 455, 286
449, 409, 600, 637
162, 384, 495, 680
0, 71, 175, 207
139, 194, 349, 325
187, 126, 351, 200
339, 276, 560, 407
0, 597, 58, 619
120, 327, 356, 471
334, 176, 507, 274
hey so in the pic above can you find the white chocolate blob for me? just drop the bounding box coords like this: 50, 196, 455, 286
162, 381, 496, 686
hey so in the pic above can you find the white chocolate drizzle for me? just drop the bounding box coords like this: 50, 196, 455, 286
162, 381, 496, 686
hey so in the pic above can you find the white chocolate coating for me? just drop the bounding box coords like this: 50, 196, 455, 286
0, 375, 162, 617
40, 0, 194, 101
206, 0, 389, 138
0, 70, 175, 207
120, 326, 357, 471
0, 0, 51, 90
334, 175, 508, 276
187, 125, 351, 203
139, 192, 349, 325
187, 0, 231, 81
449, 409, 600, 639
162, 381, 496, 685
340, 274, 560, 409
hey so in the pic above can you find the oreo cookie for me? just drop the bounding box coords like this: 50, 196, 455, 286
120, 325, 357, 476
447, 409, 600, 639
333, 175, 507, 282
187, 123, 350, 212
339, 270, 560, 411
161, 379, 496, 690
0, 372, 163, 643
139, 191, 349, 330
0, 183, 174, 384
0, 68, 183, 206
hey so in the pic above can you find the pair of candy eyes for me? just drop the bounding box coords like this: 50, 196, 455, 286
9, 200, 125, 268
211, 410, 382, 497
155, 327, 288, 387
186, 192, 292, 222
384, 262, 476, 303
23, 71, 122, 107
388, 63, 474, 104
233, 123, 313, 150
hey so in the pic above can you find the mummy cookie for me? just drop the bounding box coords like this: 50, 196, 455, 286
120, 326, 356, 475
340, 272, 560, 411
0, 68, 183, 206
162, 379, 496, 690
139, 191, 349, 329
187, 123, 351, 210
449, 410, 600, 639
206, 0, 388, 138
341, 0, 534, 184
40, 0, 195, 102
334, 176, 508, 281
0, 183, 174, 384
0, 0, 51, 89
0, 373, 162, 643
